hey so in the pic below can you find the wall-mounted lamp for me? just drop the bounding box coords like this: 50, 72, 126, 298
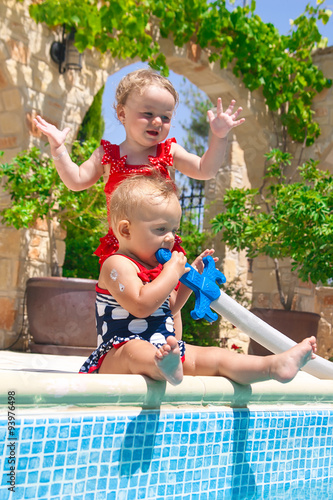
50, 26, 82, 74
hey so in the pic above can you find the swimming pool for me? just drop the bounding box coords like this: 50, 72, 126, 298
1, 351, 333, 499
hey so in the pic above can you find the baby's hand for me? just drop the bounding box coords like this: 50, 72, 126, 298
164, 251, 188, 280
192, 248, 218, 274
34, 115, 71, 149
207, 98, 245, 139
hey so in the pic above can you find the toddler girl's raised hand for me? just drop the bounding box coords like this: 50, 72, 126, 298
207, 98, 245, 139
33, 115, 104, 190
34, 115, 71, 150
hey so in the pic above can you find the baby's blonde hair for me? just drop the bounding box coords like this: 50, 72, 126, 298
110, 171, 179, 232
115, 68, 179, 112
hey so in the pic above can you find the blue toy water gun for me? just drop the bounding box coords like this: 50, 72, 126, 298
156, 248, 226, 323
155, 248, 333, 379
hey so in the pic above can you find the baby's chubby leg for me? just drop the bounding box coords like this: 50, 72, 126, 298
155, 336, 183, 386
183, 336, 317, 385
226, 336, 317, 385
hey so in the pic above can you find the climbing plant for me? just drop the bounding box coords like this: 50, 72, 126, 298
28, 0, 331, 145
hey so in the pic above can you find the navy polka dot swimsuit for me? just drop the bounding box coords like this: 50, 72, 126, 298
79, 255, 185, 373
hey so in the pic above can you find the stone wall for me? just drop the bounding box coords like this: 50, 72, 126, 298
0, 0, 127, 348
315, 287, 333, 359
0, 0, 332, 358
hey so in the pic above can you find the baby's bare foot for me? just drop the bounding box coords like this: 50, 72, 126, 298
155, 336, 183, 386
270, 336, 317, 383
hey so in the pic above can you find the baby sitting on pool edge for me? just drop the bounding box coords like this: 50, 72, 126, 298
79, 172, 317, 385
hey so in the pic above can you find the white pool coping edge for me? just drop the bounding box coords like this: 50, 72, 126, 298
0, 351, 332, 409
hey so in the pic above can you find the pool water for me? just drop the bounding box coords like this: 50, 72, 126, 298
1, 407, 332, 500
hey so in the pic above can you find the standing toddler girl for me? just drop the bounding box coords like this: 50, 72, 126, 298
34, 68, 245, 264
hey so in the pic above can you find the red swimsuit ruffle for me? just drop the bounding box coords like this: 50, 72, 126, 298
95, 138, 185, 265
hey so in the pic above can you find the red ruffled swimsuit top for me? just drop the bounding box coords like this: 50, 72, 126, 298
94, 138, 184, 265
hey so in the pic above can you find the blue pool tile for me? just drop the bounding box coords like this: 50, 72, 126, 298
62, 482, 73, 495
37, 484, 50, 498
56, 439, 67, 452
66, 452, 78, 466
50, 482, 61, 496
82, 424, 93, 437
86, 478, 97, 491
18, 442, 31, 455
13, 471, 26, 486
23, 485, 37, 499
33, 426, 45, 440
104, 423, 115, 435
43, 440, 55, 454
31, 441, 42, 454
59, 425, 70, 438
97, 476, 107, 491
82, 415, 93, 422
70, 425, 81, 438
65, 468, 75, 481
27, 470, 38, 484
68, 439, 78, 452
16, 456, 28, 471
54, 453, 65, 467
1, 409, 333, 500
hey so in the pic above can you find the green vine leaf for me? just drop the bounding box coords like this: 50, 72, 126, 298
28, 0, 332, 145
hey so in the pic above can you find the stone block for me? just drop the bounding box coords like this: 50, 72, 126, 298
230, 140, 245, 168
223, 258, 237, 282
297, 294, 315, 313
0, 227, 21, 256
0, 135, 17, 149
253, 292, 270, 309
28, 235, 49, 262
0, 40, 10, 61
6, 59, 33, 88
253, 269, 276, 293
19, 261, 49, 285
254, 255, 270, 269
27, 247, 40, 260
314, 106, 329, 124
272, 293, 284, 309
33, 217, 48, 232
2, 88, 22, 110
7, 38, 29, 64
0, 258, 12, 290
324, 294, 333, 306
54, 223, 66, 240
56, 239, 66, 267
0, 111, 22, 134
316, 318, 333, 359
0, 296, 16, 330
29, 235, 41, 247
0, 68, 9, 89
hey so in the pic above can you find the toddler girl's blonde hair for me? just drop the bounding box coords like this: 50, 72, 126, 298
115, 68, 179, 113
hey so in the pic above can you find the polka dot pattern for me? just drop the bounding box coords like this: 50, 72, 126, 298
79, 256, 186, 374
